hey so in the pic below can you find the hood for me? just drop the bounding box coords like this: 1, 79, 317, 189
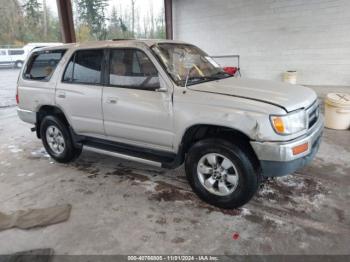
188, 77, 317, 112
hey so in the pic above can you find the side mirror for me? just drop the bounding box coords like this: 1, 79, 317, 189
155, 86, 168, 93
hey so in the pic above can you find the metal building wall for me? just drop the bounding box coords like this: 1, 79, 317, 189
173, 0, 350, 86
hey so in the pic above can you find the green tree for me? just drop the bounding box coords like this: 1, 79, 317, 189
0, 0, 25, 46
23, 0, 41, 28
0, 0, 60, 45
154, 7, 165, 39
107, 6, 121, 39
22, 0, 43, 42
75, 0, 108, 40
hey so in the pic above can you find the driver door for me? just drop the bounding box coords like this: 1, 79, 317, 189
102, 48, 174, 151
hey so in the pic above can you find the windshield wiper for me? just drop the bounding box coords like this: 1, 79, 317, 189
181, 73, 231, 85
178, 76, 213, 86
210, 71, 232, 79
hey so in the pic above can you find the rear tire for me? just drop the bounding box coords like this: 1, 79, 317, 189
185, 138, 260, 209
40, 115, 82, 163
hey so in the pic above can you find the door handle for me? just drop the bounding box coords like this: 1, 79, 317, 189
57, 91, 66, 99
106, 97, 118, 104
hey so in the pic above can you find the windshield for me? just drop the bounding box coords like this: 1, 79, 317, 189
151, 43, 232, 86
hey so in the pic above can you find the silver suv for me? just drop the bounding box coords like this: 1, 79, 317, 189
17, 40, 324, 208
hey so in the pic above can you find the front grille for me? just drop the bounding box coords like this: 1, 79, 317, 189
307, 100, 320, 129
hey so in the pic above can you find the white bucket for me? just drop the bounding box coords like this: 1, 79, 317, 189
283, 71, 297, 85
324, 93, 350, 130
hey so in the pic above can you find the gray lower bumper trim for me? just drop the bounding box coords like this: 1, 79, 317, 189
17, 108, 37, 124
261, 133, 322, 177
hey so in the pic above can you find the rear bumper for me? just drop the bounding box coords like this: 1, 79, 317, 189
17, 108, 36, 124
250, 115, 324, 177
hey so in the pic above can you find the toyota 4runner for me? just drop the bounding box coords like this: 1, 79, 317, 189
17, 40, 324, 208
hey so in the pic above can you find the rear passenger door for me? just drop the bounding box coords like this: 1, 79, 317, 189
20, 49, 67, 111
57, 49, 105, 136
102, 48, 173, 151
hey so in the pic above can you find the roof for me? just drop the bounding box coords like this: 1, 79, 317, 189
37, 39, 187, 52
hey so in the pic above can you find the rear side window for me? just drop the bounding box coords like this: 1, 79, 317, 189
9, 49, 25, 55
63, 49, 103, 85
24, 49, 66, 81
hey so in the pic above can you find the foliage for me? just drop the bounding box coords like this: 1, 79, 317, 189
75, 0, 108, 40
0, 0, 60, 46
0, 0, 165, 46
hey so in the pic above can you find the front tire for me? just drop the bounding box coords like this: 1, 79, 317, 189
40, 115, 81, 163
185, 138, 260, 209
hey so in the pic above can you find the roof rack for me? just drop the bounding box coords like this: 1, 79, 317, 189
112, 38, 136, 41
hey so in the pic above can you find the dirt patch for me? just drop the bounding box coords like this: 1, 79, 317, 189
148, 181, 244, 216
149, 185, 195, 202
171, 237, 185, 244
245, 213, 280, 229
70, 160, 157, 182
333, 208, 345, 223
189, 219, 199, 225
155, 217, 167, 225
148, 186, 194, 202
257, 175, 328, 212
123, 193, 131, 199
103, 167, 151, 183
173, 217, 182, 223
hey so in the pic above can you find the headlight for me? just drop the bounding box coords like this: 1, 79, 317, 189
270, 109, 307, 135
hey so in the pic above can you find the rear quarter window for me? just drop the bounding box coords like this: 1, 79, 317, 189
23, 49, 66, 81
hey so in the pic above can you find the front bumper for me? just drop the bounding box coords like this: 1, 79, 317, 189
17, 108, 37, 124
250, 115, 324, 177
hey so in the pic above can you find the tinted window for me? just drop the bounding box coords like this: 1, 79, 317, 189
0, 50, 6, 55
109, 49, 159, 90
24, 50, 66, 81
63, 49, 103, 85
9, 49, 25, 55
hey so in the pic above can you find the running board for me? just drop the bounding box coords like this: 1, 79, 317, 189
83, 145, 162, 167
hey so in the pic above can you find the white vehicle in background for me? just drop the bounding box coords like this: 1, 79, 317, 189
0, 48, 26, 68
0, 43, 62, 69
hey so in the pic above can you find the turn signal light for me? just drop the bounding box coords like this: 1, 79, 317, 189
272, 117, 285, 133
292, 143, 309, 155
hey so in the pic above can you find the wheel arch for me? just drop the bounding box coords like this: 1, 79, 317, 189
36, 105, 71, 138
179, 124, 260, 170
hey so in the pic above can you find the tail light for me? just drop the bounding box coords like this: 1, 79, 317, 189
16, 72, 21, 105
16, 85, 19, 104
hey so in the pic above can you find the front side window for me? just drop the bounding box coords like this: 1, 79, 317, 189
24, 49, 66, 81
109, 49, 160, 90
151, 43, 232, 86
63, 49, 103, 85
0, 50, 6, 56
